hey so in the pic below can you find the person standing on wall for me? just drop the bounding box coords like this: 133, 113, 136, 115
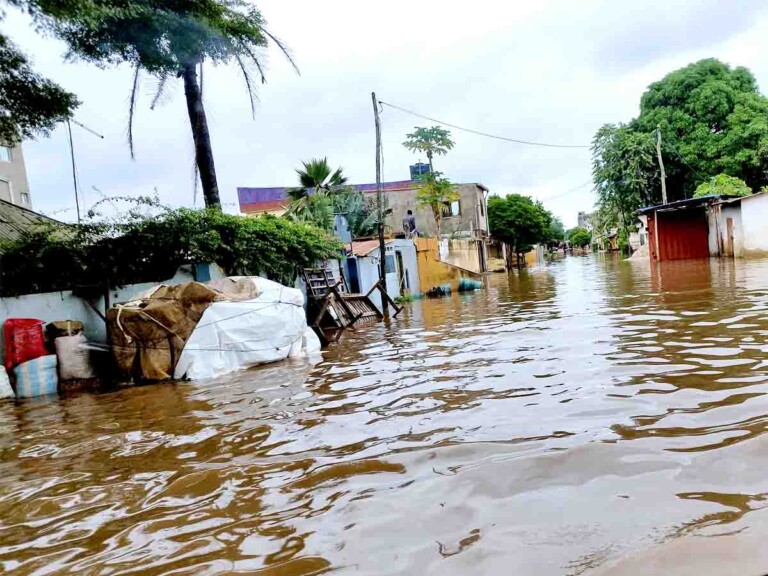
403, 209, 419, 238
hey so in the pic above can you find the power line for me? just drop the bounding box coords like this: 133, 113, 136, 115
665, 140, 706, 182
538, 180, 594, 201
379, 100, 590, 149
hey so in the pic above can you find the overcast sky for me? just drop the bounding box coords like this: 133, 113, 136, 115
5, 0, 768, 226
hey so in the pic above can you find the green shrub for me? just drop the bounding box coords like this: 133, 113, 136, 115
0, 209, 341, 296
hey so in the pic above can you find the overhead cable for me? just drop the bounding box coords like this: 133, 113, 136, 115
379, 100, 590, 149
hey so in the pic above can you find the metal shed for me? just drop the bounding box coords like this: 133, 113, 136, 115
638, 197, 718, 261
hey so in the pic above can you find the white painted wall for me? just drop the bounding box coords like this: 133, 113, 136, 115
0, 263, 226, 361
354, 240, 419, 310
723, 204, 744, 257
708, 206, 720, 256
740, 193, 768, 255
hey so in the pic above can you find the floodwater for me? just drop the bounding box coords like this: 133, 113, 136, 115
6, 256, 768, 575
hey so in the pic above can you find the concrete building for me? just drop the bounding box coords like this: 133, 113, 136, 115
0, 144, 31, 208
347, 238, 420, 310
239, 179, 489, 238
577, 211, 594, 231
710, 192, 768, 257
638, 194, 768, 261
238, 177, 491, 272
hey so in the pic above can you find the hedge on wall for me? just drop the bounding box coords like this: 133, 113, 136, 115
0, 209, 342, 296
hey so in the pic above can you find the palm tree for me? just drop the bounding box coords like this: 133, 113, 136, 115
29, 0, 298, 210
403, 126, 455, 172
285, 158, 347, 230
289, 158, 348, 200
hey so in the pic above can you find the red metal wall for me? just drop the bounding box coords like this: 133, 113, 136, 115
656, 208, 709, 261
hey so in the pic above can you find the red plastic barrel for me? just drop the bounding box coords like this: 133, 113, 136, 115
3, 319, 46, 371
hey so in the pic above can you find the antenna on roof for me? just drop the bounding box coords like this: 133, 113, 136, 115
66, 118, 105, 224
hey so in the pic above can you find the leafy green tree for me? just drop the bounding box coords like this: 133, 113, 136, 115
546, 216, 565, 245
0, 208, 341, 295
567, 227, 591, 248
693, 174, 751, 198
403, 126, 455, 172
592, 123, 656, 243
0, 34, 79, 144
330, 188, 379, 238
487, 194, 550, 266
23, 0, 297, 209
634, 59, 768, 198
415, 171, 460, 237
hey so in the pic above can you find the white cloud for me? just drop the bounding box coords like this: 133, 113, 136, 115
5, 0, 768, 227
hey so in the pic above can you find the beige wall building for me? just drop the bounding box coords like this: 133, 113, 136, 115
377, 182, 489, 239
0, 144, 31, 208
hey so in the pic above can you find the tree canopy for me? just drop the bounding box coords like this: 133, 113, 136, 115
21, 0, 296, 209
567, 227, 591, 248
291, 158, 347, 199
0, 208, 341, 295
0, 28, 78, 144
547, 216, 565, 244
693, 174, 751, 198
591, 58, 768, 247
635, 59, 768, 197
415, 171, 459, 237
284, 158, 378, 237
403, 126, 455, 171
592, 123, 656, 240
487, 194, 551, 255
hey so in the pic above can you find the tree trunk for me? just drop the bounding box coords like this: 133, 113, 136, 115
182, 62, 220, 210
428, 151, 434, 173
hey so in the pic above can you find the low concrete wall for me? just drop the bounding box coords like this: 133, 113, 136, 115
415, 238, 482, 293
740, 193, 768, 256
442, 239, 484, 273
0, 263, 226, 362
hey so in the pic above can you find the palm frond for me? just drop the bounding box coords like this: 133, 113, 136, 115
234, 54, 257, 120
128, 65, 140, 159
149, 71, 172, 110
238, 41, 267, 84
263, 29, 300, 75
330, 166, 348, 187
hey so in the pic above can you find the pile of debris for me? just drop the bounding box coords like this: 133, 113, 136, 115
108, 276, 320, 381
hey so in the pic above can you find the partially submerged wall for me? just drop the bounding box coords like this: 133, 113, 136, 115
740, 194, 768, 256
0, 264, 226, 361
414, 238, 482, 293
441, 239, 486, 274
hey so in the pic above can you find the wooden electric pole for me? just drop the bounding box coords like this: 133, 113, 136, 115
656, 125, 668, 205
372, 92, 388, 315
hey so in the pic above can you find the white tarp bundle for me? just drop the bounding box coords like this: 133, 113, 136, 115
173, 277, 321, 380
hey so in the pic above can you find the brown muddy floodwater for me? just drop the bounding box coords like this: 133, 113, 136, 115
6, 255, 768, 575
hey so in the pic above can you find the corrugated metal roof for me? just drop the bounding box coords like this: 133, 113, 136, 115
0, 199, 59, 245
637, 196, 720, 215
351, 239, 393, 257
714, 191, 768, 206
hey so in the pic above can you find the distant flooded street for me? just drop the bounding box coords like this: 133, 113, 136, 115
5, 255, 768, 574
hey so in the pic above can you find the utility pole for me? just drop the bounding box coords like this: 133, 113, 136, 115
656, 125, 668, 205
372, 92, 388, 315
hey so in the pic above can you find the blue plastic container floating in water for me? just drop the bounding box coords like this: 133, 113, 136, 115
458, 278, 483, 292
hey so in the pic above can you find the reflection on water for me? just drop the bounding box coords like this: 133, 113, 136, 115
6, 255, 768, 574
